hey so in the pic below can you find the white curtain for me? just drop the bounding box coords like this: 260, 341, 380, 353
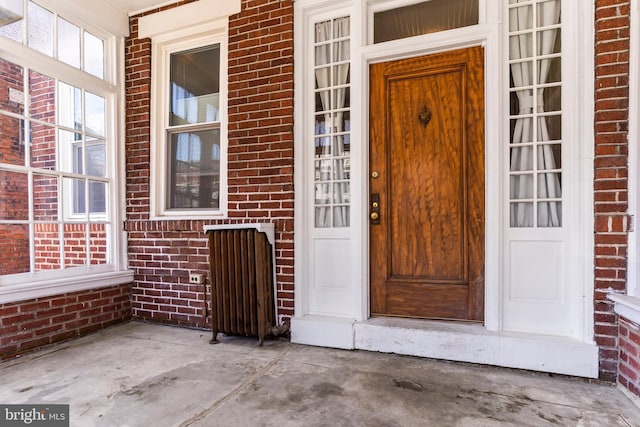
509, 0, 562, 227
314, 17, 350, 228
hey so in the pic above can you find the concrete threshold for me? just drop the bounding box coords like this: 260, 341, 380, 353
0, 321, 638, 427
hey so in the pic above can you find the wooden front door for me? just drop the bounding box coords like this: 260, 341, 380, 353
369, 46, 485, 322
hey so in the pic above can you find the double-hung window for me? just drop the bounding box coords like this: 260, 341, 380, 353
147, 10, 230, 219
167, 44, 221, 211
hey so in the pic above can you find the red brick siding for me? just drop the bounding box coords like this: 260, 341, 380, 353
0, 284, 131, 360
619, 317, 640, 396
125, 0, 294, 328
594, 0, 630, 381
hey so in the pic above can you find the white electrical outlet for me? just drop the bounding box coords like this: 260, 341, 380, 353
189, 273, 204, 284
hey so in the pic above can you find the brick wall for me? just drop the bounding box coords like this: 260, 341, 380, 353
619, 318, 640, 395
593, 0, 631, 381
0, 42, 126, 360
0, 284, 131, 360
125, 0, 294, 328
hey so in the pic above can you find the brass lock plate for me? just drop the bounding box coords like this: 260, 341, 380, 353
370, 193, 380, 225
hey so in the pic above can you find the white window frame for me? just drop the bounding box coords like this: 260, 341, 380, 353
0, 1, 132, 303
148, 19, 230, 220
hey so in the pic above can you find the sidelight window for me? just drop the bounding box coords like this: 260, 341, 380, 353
314, 16, 351, 228
508, 0, 562, 228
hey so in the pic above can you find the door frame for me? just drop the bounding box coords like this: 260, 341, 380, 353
357, 27, 502, 329
368, 47, 486, 321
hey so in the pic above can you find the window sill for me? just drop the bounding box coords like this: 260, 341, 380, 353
150, 213, 227, 221
609, 294, 640, 326
0, 270, 134, 305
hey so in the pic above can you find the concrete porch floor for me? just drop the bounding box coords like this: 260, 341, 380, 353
0, 322, 638, 427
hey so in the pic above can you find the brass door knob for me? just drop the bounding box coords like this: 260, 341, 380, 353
370, 212, 379, 220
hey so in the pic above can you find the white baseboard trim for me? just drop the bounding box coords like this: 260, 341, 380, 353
291, 315, 355, 349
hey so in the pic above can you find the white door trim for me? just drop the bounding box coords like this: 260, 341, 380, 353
358, 23, 502, 328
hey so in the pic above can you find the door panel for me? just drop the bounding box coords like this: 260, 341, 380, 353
370, 46, 485, 321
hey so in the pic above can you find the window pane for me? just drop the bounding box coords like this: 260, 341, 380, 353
333, 156, 349, 180
509, 33, 532, 61
0, 169, 28, 220
0, 19, 23, 44
374, 0, 478, 44
30, 122, 56, 170
538, 202, 562, 227
168, 128, 220, 209
70, 146, 106, 214
510, 202, 534, 227
27, 1, 53, 56
315, 43, 330, 66
510, 117, 534, 143
85, 142, 106, 177
315, 88, 330, 113
0, 113, 25, 166
0, 224, 30, 274
58, 18, 80, 68
510, 174, 533, 199
84, 31, 104, 79
541, 85, 561, 113
29, 70, 55, 124
85, 92, 105, 136
170, 45, 220, 126
66, 176, 84, 215
539, 57, 561, 84
332, 84, 351, 108
88, 180, 106, 214
33, 173, 58, 221
333, 205, 349, 227
34, 223, 60, 271
0, 58, 24, 112
539, 143, 561, 170
537, 172, 561, 198
90, 223, 108, 265
57, 82, 81, 130
315, 159, 331, 181
510, 146, 533, 171
64, 223, 87, 267
58, 129, 80, 173
509, 5, 532, 31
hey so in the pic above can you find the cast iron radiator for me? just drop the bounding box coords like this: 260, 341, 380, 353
207, 227, 275, 346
